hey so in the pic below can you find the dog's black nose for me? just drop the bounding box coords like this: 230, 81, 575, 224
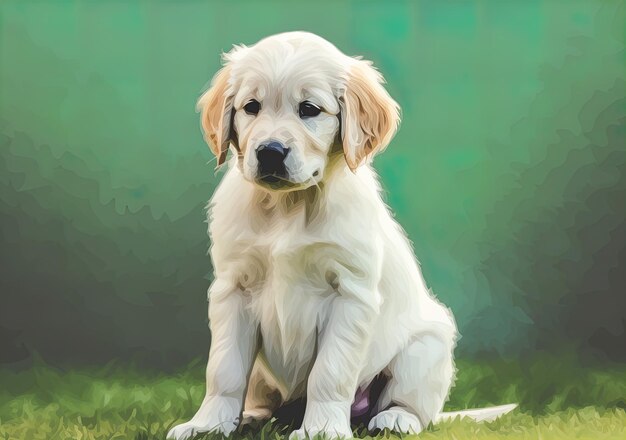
257, 141, 289, 182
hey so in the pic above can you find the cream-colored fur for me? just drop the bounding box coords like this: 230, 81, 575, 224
167, 32, 514, 440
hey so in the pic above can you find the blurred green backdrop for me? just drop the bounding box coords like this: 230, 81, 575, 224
0, 0, 624, 369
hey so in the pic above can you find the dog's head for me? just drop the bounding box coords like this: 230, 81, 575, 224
198, 32, 400, 191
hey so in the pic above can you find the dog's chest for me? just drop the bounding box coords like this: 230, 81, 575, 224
229, 229, 338, 393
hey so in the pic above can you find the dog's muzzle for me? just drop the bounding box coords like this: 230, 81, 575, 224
256, 141, 290, 183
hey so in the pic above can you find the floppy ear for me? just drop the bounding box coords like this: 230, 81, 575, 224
340, 59, 400, 170
197, 64, 235, 167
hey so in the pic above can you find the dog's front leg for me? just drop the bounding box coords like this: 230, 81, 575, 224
291, 294, 378, 440
168, 281, 259, 440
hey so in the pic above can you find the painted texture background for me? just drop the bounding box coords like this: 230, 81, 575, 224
0, 0, 624, 370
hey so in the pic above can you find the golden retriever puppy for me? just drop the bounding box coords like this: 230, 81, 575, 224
168, 32, 515, 440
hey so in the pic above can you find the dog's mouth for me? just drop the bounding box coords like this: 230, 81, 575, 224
259, 174, 285, 184
256, 174, 301, 190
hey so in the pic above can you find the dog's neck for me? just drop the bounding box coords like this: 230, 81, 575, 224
255, 180, 326, 225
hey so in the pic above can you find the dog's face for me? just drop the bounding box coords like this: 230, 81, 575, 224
199, 32, 400, 191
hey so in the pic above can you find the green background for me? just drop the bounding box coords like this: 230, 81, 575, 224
0, 0, 624, 369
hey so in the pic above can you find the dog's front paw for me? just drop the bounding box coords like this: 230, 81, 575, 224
167, 396, 240, 440
289, 424, 353, 440
166, 420, 238, 440
291, 399, 353, 439
167, 419, 238, 440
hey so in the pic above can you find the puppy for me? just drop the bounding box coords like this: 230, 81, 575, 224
168, 32, 514, 440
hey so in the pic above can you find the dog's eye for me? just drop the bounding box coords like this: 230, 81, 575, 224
244, 99, 261, 116
299, 101, 322, 118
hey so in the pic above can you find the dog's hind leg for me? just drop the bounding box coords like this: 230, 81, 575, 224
242, 356, 283, 425
368, 332, 455, 434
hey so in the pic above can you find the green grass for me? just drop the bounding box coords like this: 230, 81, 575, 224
0, 356, 624, 440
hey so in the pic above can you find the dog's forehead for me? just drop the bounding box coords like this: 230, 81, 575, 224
230, 36, 345, 112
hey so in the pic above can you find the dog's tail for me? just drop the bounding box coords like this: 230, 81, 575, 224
436, 403, 518, 423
